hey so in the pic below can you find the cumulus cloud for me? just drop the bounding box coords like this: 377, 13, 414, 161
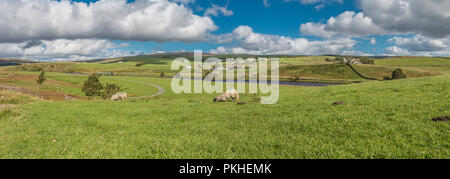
0, 39, 131, 61
204, 4, 234, 17
0, 0, 217, 43
385, 35, 450, 56
210, 26, 357, 55
384, 46, 410, 56
301, 0, 450, 38
359, 0, 450, 38
300, 11, 386, 38
299, 0, 450, 56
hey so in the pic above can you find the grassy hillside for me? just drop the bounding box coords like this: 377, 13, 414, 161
0, 75, 448, 159
3, 56, 449, 83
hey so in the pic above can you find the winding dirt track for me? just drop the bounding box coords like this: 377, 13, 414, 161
108, 78, 166, 99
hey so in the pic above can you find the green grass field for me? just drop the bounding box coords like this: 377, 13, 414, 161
0, 56, 449, 159
0, 75, 448, 159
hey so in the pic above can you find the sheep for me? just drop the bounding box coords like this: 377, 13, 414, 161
213, 89, 239, 102
111, 92, 127, 101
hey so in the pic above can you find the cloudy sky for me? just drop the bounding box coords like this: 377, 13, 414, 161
0, 0, 449, 61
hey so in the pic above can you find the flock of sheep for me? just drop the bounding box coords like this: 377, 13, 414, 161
111, 89, 240, 103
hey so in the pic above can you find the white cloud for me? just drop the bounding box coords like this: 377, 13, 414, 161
263, 0, 271, 8
301, 0, 450, 38
359, 0, 450, 38
300, 23, 335, 38
384, 46, 410, 56
0, 0, 217, 43
370, 38, 377, 45
298, 0, 450, 56
315, 4, 325, 11
204, 4, 234, 17
300, 11, 386, 38
0, 39, 131, 61
385, 35, 450, 56
210, 26, 358, 55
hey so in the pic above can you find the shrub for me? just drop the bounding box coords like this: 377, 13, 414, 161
102, 83, 120, 99
135, 62, 146, 67
335, 57, 344, 62
22, 64, 43, 71
64, 67, 75, 73
383, 76, 391, 81
160, 72, 165, 77
391, 68, 407, 80
82, 74, 104, 96
289, 75, 300, 82
360, 57, 375, 65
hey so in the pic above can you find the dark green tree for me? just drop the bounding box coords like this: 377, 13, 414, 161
391, 68, 407, 80
82, 74, 104, 96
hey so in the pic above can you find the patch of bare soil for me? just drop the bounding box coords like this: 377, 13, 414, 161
432, 116, 450, 122
332, 101, 344, 106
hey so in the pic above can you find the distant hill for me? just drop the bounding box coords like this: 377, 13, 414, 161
117, 52, 306, 64
0, 58, 36, 66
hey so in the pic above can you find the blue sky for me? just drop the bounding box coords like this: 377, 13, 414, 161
0, 0, 448, 60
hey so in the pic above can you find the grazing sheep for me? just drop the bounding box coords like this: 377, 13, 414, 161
111, 92, 127, 101
214, 89, 239, 102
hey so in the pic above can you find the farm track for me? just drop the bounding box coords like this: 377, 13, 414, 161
107, 78, 166, 99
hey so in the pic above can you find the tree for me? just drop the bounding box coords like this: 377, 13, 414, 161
82, 74, 104, 96
160, 72, 165, 77
391, 68, 407, 80
102, 83, 120, 99
36, 71, 46, 98
36, 71, 46, 85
